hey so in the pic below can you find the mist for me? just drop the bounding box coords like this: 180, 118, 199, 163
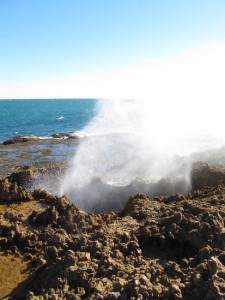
60, 42, 225, 212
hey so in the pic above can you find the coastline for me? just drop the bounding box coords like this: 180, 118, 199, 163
0, 135, 79, 179
1, 138, 225, 298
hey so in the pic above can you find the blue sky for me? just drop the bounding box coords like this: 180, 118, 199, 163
0, 0, 225, 98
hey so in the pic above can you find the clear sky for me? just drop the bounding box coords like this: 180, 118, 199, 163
0, 0, 225, 98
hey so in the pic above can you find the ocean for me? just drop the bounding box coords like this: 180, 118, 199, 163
2, 98, 225, 212
0, 99, 97, 142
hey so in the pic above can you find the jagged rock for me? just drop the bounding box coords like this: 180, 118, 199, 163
191, 162, 225, 190
2, 164, 225, 299
0, 178, 33, 203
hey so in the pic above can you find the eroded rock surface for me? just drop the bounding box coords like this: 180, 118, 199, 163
1, 163, 225, 299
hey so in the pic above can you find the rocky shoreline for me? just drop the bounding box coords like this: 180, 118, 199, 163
1, 133, 82, 145
1, 138, 225, 299
0, 159, 225, 299
0, 135, 78, 180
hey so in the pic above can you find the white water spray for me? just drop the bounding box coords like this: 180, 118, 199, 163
60, 42, 225, 210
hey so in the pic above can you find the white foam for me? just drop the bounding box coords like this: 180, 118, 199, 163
69, 131, 86, 138
38, 136, 53, 140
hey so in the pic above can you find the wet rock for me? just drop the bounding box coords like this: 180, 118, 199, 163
50, 133, 71, 139
2, 135, 38, 145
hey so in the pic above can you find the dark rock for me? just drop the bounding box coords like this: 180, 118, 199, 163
3, 135, 38, 145
191, 162, 225, 191
50, 133, 70, 139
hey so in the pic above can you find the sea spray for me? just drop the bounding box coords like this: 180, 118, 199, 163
61, 43, 225, 211
60, 98, 194, 211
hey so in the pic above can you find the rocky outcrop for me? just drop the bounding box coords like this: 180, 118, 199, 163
1, 174, 225, 299
1, 161, 225, 299
2, 135, 39, 145
2, 132, 80, 145
191, 161, 225, 190
50, 132, 79, 139
0, 178, 33, 203
6, 164, 67, 195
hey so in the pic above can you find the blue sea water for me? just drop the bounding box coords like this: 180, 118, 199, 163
0, 99, 97, 142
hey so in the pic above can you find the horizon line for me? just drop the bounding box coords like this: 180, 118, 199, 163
0, 97, 98, 100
